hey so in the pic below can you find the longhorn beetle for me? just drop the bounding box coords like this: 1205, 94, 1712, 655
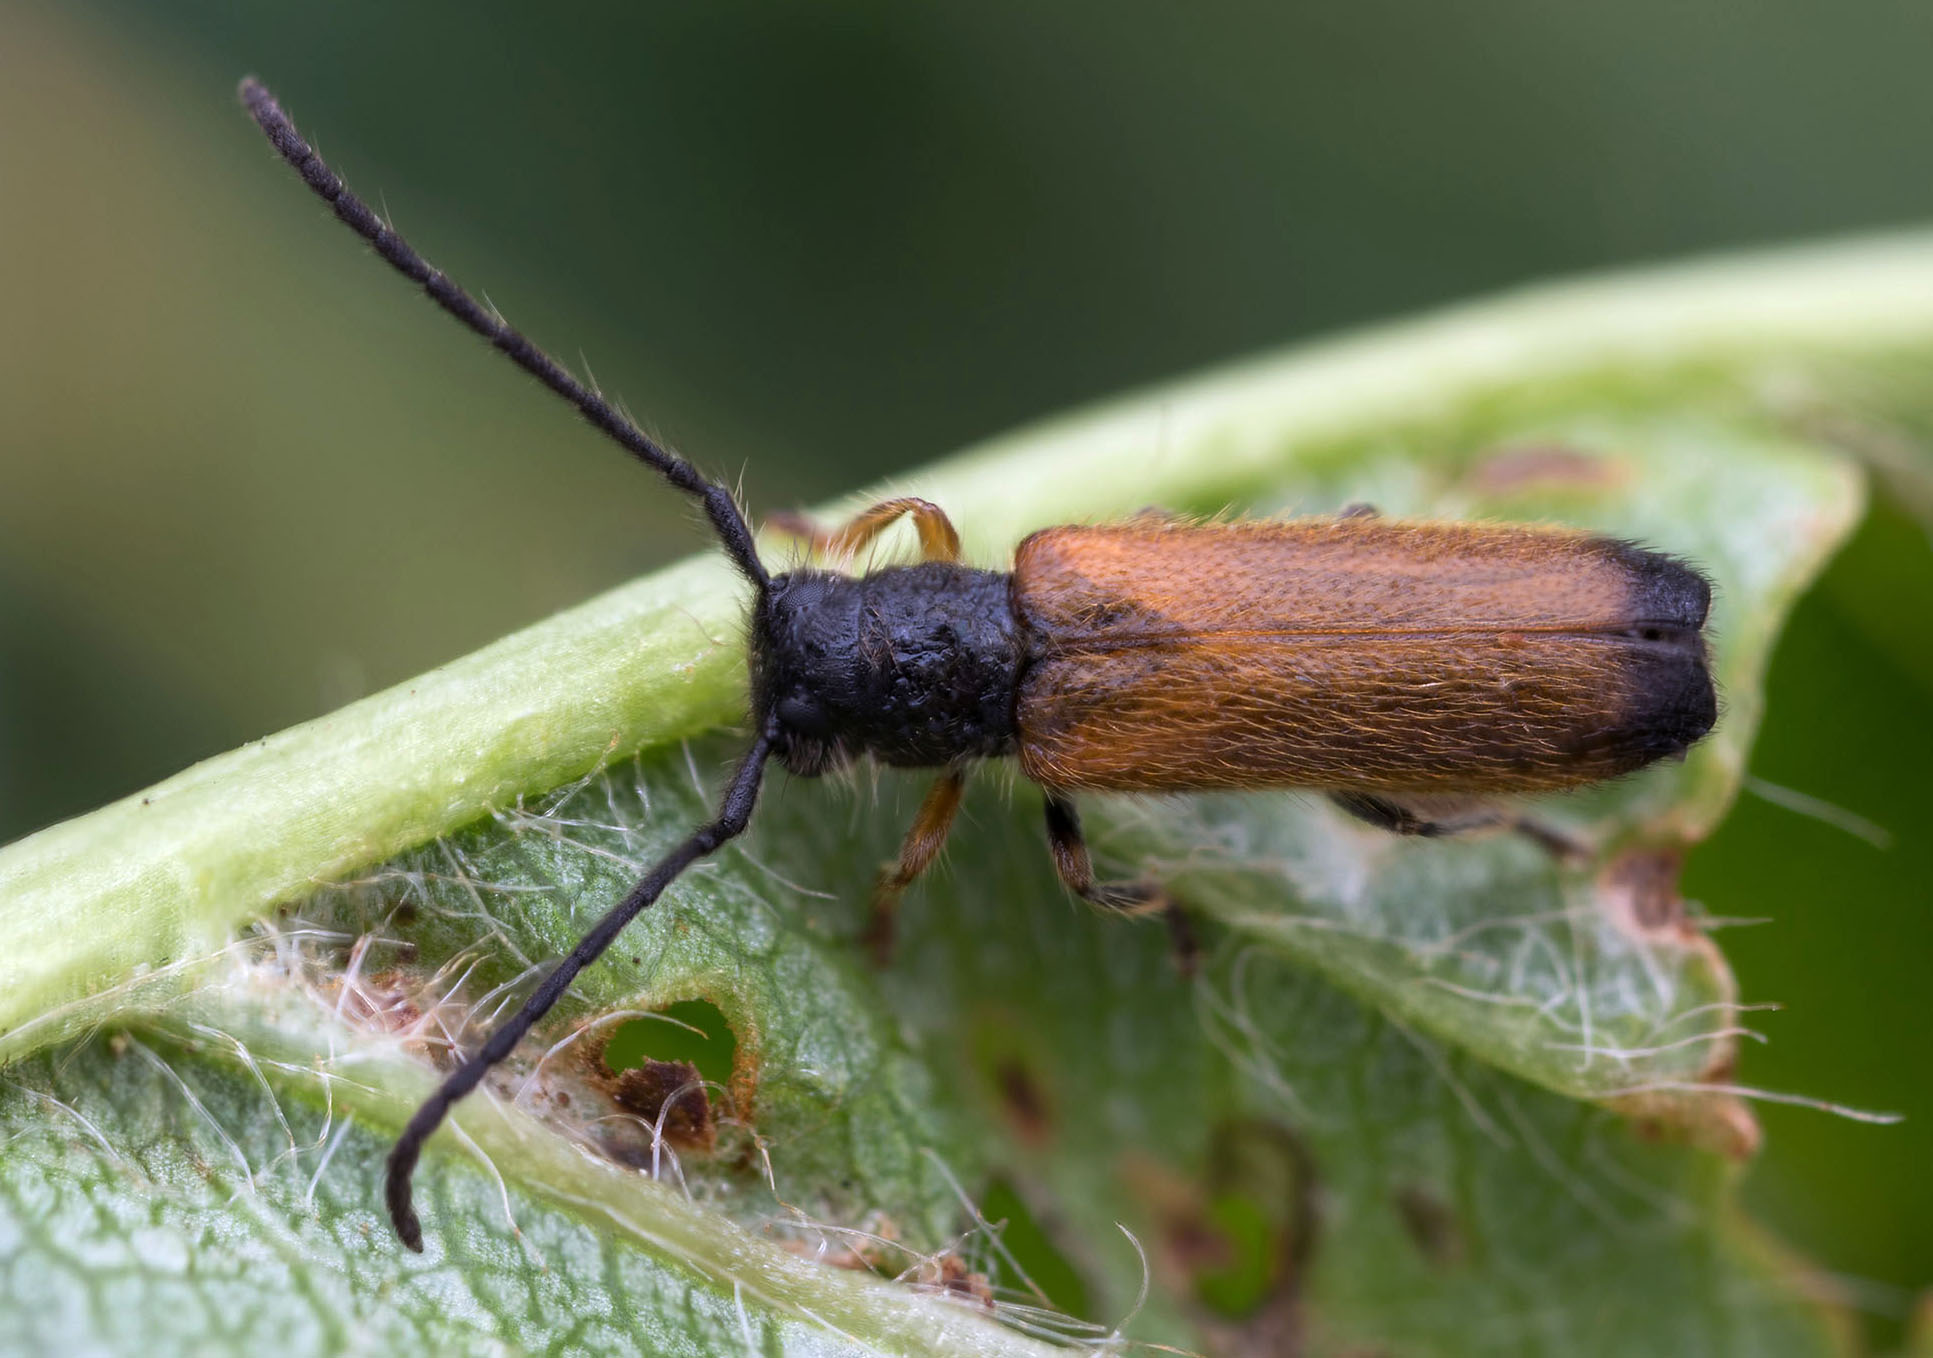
238, 79, 1718, 1251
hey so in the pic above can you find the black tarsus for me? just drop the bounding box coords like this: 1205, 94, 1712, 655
1329, 791, 1588, 861
1329, 792, 1452, 838
385, 724, 776, 1251
236, 77, 768, 588
1042, 793, 1200, 972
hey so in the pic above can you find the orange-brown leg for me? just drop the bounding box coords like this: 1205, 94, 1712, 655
768, 497, 962, 565
1043, 794, 1198, 971
865, 768, 968, 963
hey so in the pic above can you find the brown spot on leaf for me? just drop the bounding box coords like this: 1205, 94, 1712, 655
995, 1058, 1053, 1145
608, 1057, 716, 1151
1595, 848, 1759, 1157
1609, 1088, 1762, 1161
1202, 1300, 1307, 1358
781, 1221, 994, 1308
1393, 1185, 1465, 1268
331, 968, 423, 1035
708, 999, 761, 1122
1168, 1210, 1238, 1275
1600, 848, 1691, 940
1472, 443, 1626, 495
909, 1254, 995, 1308
791, 1213, 903, 1272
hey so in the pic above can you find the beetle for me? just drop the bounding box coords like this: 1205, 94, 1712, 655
238, 79, 1717, 1252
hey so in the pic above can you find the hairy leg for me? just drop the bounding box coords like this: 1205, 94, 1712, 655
767, 497, 962, 565
1042, 794, 1198, 971
866, 768, 968, 963
1329, 792, 1588, 861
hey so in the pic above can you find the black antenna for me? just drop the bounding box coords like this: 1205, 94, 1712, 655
237, 77, 768, 588
237, 78, 781, 1249
386, 722, 775, 1251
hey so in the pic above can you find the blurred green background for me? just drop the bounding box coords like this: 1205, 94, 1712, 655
2, 0, 1929, 1346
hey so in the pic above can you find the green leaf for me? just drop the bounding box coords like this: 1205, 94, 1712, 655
6, 234, 1931, 1353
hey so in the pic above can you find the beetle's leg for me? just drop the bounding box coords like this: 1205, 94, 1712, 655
865, 768, 969, 963
1330, 792, 1467, 837
767, 497, 962, 565
1043, 794, 1161, 913
1330, 793, 1588, 862
836, 498, 961, 563
1043, 794, 1198, 971
762, 508, 821, 542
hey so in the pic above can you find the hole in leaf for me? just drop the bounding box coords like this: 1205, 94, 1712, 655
577, 1000, 742, 1159
1122, 1121, 1315, 1322
601, 998, 736, 1087
1200, 1121, 1315, 1319
1191, 1192, 1279, 1315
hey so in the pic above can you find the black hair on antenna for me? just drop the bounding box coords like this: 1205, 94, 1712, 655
238, 77, 775, 1251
